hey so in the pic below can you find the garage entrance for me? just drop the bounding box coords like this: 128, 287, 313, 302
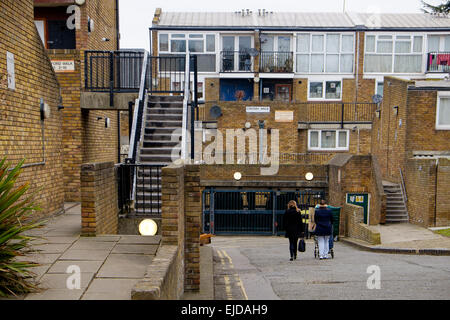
202, 189, 326, 235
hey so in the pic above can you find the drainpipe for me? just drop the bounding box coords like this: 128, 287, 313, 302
434, 158, 439, 227
115, 0, 120, 50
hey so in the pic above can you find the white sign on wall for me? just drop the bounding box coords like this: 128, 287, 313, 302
51, 60, 75, 73
246, 106, 270, 113
7, 52, 15, 90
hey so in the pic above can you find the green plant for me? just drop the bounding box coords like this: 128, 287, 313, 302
422, 0, 450, 14
0, 158, 43, 297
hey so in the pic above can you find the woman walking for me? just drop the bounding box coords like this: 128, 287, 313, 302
284, 200, 304, 261
314, 200, 334, 260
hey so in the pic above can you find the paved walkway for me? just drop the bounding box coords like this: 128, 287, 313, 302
344, 223, 450, 253
17, 203, 160, 300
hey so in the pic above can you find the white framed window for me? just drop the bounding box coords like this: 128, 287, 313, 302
158, 33, 217, 72
308, 80, 342, 100
308, 130, 349, 151
376, 81, 384, 97
364, 34, 423, 74
436, 92, 450, 130
296, 33, 354, 73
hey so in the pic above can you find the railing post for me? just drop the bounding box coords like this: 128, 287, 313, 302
191, 55, 198, 161
341, 103, 345, 129
109, 51, 114, 107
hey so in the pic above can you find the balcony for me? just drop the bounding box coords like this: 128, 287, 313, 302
220, 51, 253, 73
427, 52, 450, 73
259, 51, 294, 73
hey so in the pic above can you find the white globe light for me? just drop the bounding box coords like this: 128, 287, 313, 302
75, 0, 86, 5
139, 219, 158, 236
305, 172, 314, 181
234, 172, 242, 181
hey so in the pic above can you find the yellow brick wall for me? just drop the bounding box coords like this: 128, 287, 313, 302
0, 0, 64, 217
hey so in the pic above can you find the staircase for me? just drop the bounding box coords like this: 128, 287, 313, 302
383, 182, 409, 223
134, 95, 184, 216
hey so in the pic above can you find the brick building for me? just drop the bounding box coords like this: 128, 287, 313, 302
33, 0, 121, 202
145, 9, 450, 228
0, 0, 64, 217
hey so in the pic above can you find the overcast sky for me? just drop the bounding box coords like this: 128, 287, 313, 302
118, 0, 445, 49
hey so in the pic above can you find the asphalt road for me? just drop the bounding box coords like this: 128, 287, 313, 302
211, 236, 450, 300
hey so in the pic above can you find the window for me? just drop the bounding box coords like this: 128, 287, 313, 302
376, 82, 384, 97
436, 92, 450, 130
159, 33, 217, 72
308, 130, 349, 151
296, 33, 354, 73
364, 34, 423, 73
309, 80, 342, 100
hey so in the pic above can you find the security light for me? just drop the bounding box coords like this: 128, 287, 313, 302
75, 0, 86, 5
305, 172, 314, 181
234, 172, 242, 181
139, 219, 158, 236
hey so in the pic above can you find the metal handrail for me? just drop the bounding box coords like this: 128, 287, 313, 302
399, 167, 409, 218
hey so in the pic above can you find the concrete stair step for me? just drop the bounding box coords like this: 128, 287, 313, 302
133, 209, 161, 217
148, 95, 184, 102
147, 114, 182, 121
145, 127, 181, 135
147, 108, 183, 115
140, 147, 181, 155
144, 134, 181, 141
146, 120, 183, 128
148, 102, 183, 109
143, 141, 179, 148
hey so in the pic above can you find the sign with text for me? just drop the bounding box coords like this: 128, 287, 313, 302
275, 111, 294, 122
246, 106, 270, 113
51, 60, 75, 73
7, 52, 15, 90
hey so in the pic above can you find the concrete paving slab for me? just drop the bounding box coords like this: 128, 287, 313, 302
48, 261, 104, 274
64, 203, 80, 211
118, 235, 161, 245
70, 241, 116, 251
78, 235, 121, 242
38, 273, 94, 290
97, 254, 153, 278
111, 244, 158, 255
33, 243, 73, 254
82, 279, 140, 300
15, 253, 61, 265
30, 265, 51, 281
25, 289, 84, 300
59, 249, 110, 261
31, 236, 79, 245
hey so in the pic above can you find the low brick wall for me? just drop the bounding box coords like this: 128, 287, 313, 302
81, 161, 118, 236
131, 245, 183, 300
343, 203, 381, 245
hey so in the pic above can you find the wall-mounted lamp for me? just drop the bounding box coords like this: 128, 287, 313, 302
375, 110, 380, 118
75, 0, 86, 5
234, 172, 242, 181
105, 117, 110, 128
305, 172, 314, 181
88, 17, 94, 33
393, 105, 399, 116
254, 77, 260, 83
102, 37, 110, 42
244, 122, 251, 130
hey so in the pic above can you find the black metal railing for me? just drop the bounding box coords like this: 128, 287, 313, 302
118, 163, 164, 217
260, 51, 294, 73
427, 52, 450, 73
84, 50, 145, 92
220, 51, 253, 72
199, 152, 335, 165
147, 55, 187, 93
299, 102, 377, 125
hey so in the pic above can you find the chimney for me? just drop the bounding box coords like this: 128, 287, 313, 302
152, 8, 162, 25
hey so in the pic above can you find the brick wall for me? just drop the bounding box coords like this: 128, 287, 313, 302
161, 164, 202, 293
0, 0, 64, 218
406, 158, 450, 227
81, 161, 118, 236
328, 155, 386, 229
342, 203, 381, 245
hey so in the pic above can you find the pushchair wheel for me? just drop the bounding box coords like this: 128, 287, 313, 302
330, 249, 334, 259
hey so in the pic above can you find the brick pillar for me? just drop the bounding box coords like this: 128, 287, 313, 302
184, 165, 201, 292
81, 162, 118, 236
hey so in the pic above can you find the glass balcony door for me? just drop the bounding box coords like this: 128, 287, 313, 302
221, 35, 253, 72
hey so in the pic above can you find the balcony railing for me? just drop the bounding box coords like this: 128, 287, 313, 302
427, 52, 450, 73
300, 102, 377, 125
220, 51, 253, 72
260, 51, 294, 73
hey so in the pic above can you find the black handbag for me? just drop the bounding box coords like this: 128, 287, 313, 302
298, 238, 306, 253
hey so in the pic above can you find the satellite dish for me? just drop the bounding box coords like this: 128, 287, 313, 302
248, 48, 259, 57
210, 105, 222, 119
372, 94, 383, 104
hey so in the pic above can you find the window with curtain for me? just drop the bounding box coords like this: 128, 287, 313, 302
309, 80, 342, 100
296, 33, 354, 73
308, 130, 349, 150
437, 94, 450, 129
364, 34, 423, 73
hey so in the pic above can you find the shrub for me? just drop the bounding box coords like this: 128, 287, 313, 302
0, 158, 43, 297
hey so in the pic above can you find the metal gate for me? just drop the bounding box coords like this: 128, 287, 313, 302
202, 189, 326, 235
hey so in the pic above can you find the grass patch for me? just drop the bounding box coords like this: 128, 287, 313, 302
435, 228, 450, 237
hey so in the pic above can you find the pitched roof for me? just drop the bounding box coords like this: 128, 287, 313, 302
154, 11, 450, 30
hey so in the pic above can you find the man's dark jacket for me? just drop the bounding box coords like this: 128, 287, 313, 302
314, 206, 333, 236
